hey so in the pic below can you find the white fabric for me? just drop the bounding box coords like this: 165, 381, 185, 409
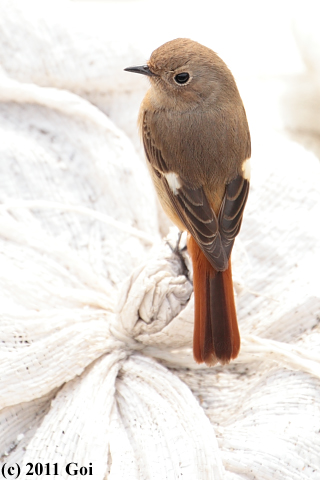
0, 1, 320, 479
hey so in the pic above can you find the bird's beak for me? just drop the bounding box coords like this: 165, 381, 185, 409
124, 65, 156, 77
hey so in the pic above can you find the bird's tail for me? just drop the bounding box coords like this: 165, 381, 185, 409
187, 235, 240, 365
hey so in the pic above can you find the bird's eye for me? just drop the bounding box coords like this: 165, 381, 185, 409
174, 72, 190, 85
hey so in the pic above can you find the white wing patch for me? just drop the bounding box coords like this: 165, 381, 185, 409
242, 158, 251, 180
164, 172, 182, 195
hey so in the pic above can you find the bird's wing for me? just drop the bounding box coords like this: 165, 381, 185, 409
142, 118, 249, 272
218, 174, 249, 262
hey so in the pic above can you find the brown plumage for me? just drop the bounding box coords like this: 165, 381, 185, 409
125, 38, 251, 365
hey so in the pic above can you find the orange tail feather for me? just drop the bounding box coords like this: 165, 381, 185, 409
187, 235, 240, 365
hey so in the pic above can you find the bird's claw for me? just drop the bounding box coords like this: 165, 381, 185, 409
166, 231, 189, 278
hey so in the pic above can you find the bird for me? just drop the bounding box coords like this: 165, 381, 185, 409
125, 38, 251, 365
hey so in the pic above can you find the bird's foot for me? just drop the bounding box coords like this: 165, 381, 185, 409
166, 231, 189, 278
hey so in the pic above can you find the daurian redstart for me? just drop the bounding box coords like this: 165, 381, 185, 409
125, 38, 251, 365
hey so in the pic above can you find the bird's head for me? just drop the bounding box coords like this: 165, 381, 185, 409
125, 38, 238, 111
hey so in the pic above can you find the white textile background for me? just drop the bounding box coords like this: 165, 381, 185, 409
0, 1, 320, 479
